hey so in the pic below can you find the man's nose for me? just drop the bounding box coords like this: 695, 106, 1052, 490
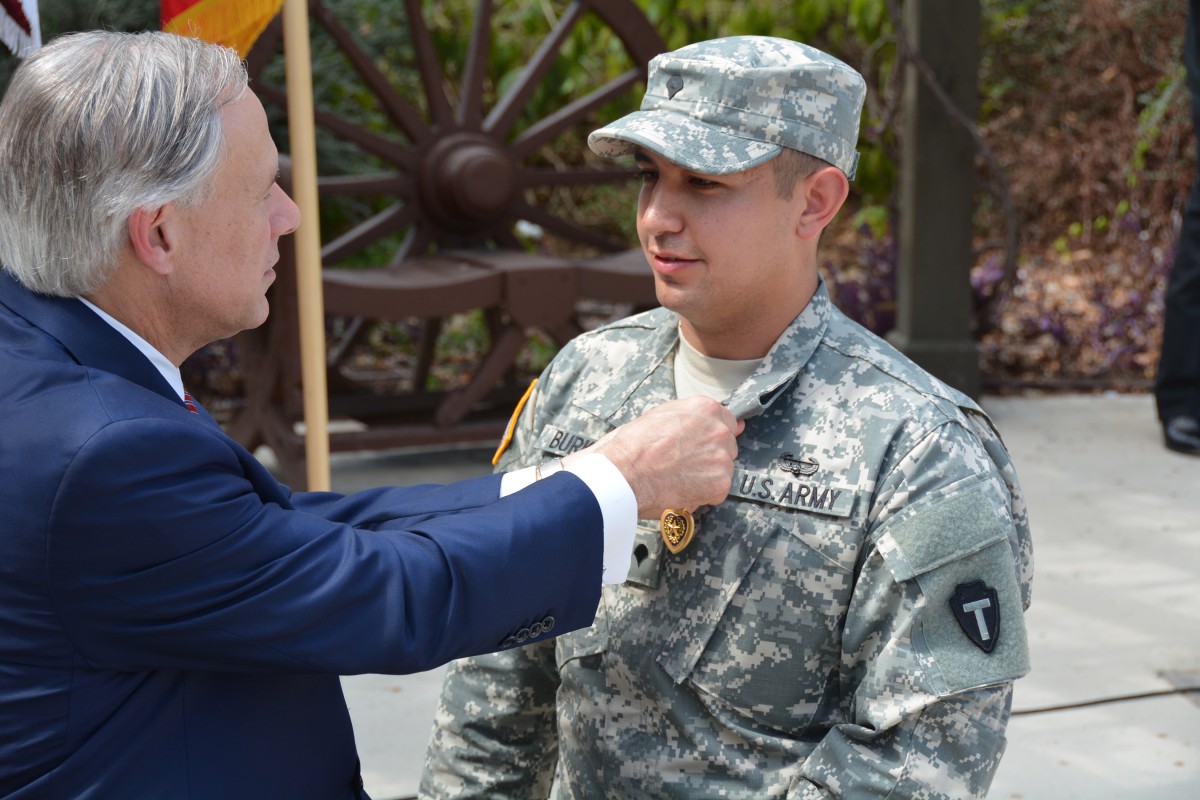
274, 185, 301, 237
639, 185, 683, 236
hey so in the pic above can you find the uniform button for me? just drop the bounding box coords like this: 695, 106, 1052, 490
541, 616, 555, 634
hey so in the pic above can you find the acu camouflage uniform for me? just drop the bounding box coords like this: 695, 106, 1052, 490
421, 280, 1034, 799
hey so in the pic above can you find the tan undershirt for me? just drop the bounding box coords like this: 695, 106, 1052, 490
672, 327, 763, 403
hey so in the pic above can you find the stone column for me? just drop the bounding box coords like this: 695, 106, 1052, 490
888, 0, 982, 397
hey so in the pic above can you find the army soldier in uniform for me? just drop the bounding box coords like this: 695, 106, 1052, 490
420, 36, 1033, 800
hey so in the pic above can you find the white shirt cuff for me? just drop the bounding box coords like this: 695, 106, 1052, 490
500, 454, 636, 585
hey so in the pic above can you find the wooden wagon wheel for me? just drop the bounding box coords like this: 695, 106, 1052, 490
230, 0, 663, 484
250, 0, 662, 262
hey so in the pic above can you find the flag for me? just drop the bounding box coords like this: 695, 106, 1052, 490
162, 0, 282, 57
0, 0, 39, 58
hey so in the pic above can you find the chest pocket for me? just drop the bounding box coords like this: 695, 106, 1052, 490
657, 468, 863, 737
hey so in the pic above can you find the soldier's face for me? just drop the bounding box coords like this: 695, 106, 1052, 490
634, 149, 811, 358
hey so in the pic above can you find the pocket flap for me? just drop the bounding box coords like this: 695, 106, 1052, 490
555, 597, 610, 666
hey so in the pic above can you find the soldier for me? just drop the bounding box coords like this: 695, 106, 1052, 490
420, 35, 1033, 799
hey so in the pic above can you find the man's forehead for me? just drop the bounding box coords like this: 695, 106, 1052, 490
219, 93, 277, 181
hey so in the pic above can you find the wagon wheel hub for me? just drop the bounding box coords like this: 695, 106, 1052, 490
419, 133, 517, 232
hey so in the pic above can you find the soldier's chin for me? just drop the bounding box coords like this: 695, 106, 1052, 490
654, 285, 694, 316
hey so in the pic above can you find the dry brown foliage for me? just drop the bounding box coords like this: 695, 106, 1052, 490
974, 0, 1191, 391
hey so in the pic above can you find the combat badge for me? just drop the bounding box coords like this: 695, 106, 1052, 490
660, 509, 695, 554
777, 452, 819, 477
950, 580, 1000, 653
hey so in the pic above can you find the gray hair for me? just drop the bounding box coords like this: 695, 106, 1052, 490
0, 30, 248, 297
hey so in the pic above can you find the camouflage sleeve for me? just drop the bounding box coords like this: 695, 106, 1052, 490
493, 372, 545, 474
418, 375, 562, 799
790, 419, 1030, 799
418, 641, 561, 799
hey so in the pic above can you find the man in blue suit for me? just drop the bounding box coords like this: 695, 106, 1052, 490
0, 30, 741, 799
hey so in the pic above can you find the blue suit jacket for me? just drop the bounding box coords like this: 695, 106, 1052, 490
0, 271, 603, 799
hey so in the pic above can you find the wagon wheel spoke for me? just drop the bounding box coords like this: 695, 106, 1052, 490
512, 200, 632, 253
484, 2, 587, 139
511, 68, 646, 159
518, 167, 636, 189
403, 0, 455, 129
490, 227, 524, 251
317, 173, 410, 198
321, 204, 416, 265
310, 0, 430, 144
457, 1, 494, 127
256, 83, 415, 169
388, 227, 434, 270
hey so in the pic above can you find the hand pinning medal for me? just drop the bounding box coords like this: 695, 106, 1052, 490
660, 508, 696, 554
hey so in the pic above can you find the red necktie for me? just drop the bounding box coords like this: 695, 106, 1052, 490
183, 391, 199, 414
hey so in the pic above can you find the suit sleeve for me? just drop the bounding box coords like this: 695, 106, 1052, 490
788, 421, 1031, 799
421, 373, 565, 798
46, 416, 603, 675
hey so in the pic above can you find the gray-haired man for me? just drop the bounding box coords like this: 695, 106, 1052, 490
421, 36, 1033, 799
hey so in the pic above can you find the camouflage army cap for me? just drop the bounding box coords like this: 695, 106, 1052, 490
589, 36, 866, 178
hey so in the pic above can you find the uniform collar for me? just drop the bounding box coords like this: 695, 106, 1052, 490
723, 278, 831, 419
585, 277, 832, 425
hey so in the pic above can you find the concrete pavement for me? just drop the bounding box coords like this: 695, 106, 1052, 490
316, 392, 1200, 799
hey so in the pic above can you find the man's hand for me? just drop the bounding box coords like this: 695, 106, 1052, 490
569, 396, 743, 519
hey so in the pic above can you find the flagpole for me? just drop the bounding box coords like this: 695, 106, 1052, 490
281, 0, 330, 491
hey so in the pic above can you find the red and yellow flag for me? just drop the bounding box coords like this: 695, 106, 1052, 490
161, 0, 282, 57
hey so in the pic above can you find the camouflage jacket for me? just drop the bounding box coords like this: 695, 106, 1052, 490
421, 281, 1034, 799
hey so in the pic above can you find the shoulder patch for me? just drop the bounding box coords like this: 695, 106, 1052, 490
950, 580, 1001, 653
492, 378, 538, 466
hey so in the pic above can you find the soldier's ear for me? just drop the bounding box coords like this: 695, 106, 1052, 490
795, 166, 848, 241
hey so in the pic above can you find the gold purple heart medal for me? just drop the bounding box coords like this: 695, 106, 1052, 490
660, 509, 695, 554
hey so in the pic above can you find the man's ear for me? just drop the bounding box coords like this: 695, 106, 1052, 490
795, 166, 850, 241
127, 205, 175, 275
